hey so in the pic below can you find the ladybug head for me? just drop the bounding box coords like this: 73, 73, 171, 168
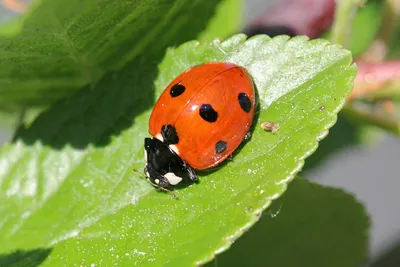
144, 137, 198, 188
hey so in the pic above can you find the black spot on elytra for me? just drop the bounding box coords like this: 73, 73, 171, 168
161, 124, 179, 145
238, 92, 252, 113
170, 84, 185, 97
199, 104, 218, 123
215, 140, 227, 154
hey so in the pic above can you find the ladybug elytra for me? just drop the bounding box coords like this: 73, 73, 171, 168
144, 62, 256, 189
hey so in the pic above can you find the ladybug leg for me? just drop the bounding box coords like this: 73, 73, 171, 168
227, 154, 233, 161
144, 164, 170, 188
144, 164, 178, 197
244, 131, 251, 140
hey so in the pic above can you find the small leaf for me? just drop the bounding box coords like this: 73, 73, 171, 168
388, 23, 400, 58
206, 178, 370, 267
0, 34, 356, 266
330, 0, 368, 47
347, 0, 385, 57
323, 0, 385, 57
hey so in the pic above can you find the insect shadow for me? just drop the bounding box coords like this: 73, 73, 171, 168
12, 1, 224, 151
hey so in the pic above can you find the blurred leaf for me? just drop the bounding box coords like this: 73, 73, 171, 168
302, 113, 385, 173
388, 20, 400, 59
198, 0, 242, 41
342, 103, 400, 136
0, 110, 18, 133
330, 0, 367, 47
348, 0, 385, 57
302, 114, 363, 172
206, 178, 370, 267
324, 0, 384, 57
0, 0, 221, 107
0, 34, 356, 266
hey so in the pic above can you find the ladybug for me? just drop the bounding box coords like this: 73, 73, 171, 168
144, 62, 256, 189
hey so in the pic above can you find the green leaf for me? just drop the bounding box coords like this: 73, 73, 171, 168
388, 18, 400, 59
0, 34, 356, 266
0, 0, 221, 107
325, 0, 384, 57
348, 0, 385, 57
206, 178, 370, 267
330, 0, 368, 47
197, 0, 242, 41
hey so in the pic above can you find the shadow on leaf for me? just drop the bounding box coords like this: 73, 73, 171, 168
369, 240, 400, 267
205, 178, 369, 267
0, 248, 52, 267
13, 0, 222, 149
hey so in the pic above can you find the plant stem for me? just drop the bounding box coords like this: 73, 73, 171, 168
330, 0, 367, 47
342, 104, 400, 136
379, 0, 400, 45
364, 82, 400, 100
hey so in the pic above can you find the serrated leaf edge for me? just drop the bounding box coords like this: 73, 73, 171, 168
196, 35, 357, 266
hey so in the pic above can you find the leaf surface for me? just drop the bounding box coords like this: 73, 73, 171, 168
0, 0, 221, 106
0, 34, 356, 266
207, 178, 369, 267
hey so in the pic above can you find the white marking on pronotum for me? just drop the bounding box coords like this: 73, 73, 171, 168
169, 144, 180, 155
155, 133, 163, 142
144, 148, 148, 162
164, 172, 183, 185
154, 179, 160, 184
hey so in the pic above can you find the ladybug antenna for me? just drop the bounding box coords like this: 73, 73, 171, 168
132, 168, 178, 199
158, 186, 178, 199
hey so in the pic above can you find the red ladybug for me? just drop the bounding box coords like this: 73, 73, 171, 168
144, 62, 256, 188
